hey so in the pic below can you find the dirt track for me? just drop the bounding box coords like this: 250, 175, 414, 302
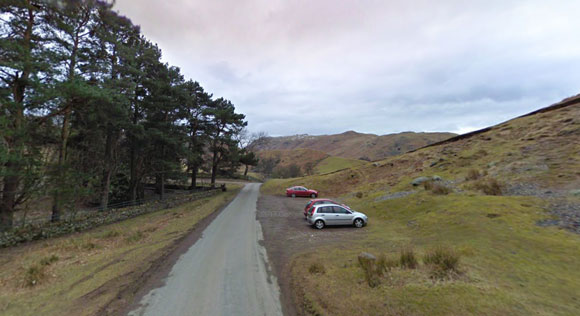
256, 194, 366, 316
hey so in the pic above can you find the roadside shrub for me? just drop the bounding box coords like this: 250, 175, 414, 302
466, 169, 481, 181
423, 246, 460, 279
400, 248, 418, 269
473, 178, 503, 195
308, 262, 326, 275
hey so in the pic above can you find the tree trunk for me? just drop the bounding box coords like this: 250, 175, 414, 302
156, 174, 165, 200
244, 164, 249, 176
99, 129, 117, 211
51, 104, 72, 222
210, 150, 219, 188
190, 165, 198, 190
0, 164, 18, 230
52, 25, 81, 222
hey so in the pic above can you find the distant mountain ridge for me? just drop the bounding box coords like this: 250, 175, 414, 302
254, 131, 456, 161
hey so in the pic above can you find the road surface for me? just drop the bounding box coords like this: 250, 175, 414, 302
128, 183, 283, 316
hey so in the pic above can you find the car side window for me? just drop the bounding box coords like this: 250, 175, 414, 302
334, 206, 349, 214
318, 206, 333, 214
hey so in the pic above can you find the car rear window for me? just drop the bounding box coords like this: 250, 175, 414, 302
318, 206, 334, 214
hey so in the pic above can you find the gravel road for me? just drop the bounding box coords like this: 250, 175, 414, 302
128, 183, 283, 316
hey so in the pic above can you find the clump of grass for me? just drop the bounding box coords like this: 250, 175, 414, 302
377, 254, 399, 272
466, 169, 481, 181
355, 192, 363, 199
308, 262, 326, 274
99, 230, 120, 239
125, 230, 145, 243
24, 265, 46, 287
423, 181, 451, 195
400, 248, 418, 269
473, 178, 503, 195
83, 242, 98, 250
423, 246, 461, 279
39, 255, 59, 266
431, 183, 451, 195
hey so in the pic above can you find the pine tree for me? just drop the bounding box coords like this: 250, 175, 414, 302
204, 98, 247, 186
0, 0, 53, 229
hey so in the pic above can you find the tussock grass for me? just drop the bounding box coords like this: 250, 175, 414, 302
423, 246, 461, 279
466, 169, 481, 181
377, 254, 399, 272
400, 248, 418, 269
23, 265, 46, 287
98, 230, 120, 239
472, 178, 503, 195
39, 255, 59, 266
424, 181, 451, 195
308, 263, 326, 275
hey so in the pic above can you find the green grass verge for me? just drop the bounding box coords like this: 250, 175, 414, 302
0, 186, 241, 316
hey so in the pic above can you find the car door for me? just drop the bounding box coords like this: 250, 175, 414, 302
333, 206, 354, 225
318, 206, 336, 224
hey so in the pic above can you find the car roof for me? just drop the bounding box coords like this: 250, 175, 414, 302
310, 198, 334, 202
313, 203, 344, 209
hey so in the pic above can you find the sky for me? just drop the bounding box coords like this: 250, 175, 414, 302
114, 0, 580, 136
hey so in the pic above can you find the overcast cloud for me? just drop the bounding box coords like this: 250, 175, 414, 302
114, 0, 580, 136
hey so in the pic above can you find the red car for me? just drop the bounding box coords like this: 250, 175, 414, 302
304, 199, 350, 217
286, 186, 318, 198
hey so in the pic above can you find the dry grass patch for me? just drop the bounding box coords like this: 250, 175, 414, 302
466, 169, 481, 181
308, 262, 326, 275
472, 178, 503, 195
399, 247, 418, 269
423, 246, 461, 280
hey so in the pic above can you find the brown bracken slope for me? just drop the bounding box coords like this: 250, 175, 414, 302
254, 131, 455, 161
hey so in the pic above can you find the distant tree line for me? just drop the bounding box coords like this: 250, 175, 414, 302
0, 0, 256, 229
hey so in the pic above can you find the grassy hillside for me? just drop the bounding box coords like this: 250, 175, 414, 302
314, 156, 369, 174
262, 96, 580, 315
256, 148, 329, 170
255, 131, 455, 161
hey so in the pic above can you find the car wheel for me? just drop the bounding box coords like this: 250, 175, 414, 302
291, 193, 296, 198
314, 220, 325, 229
310, 193, 316, 198
354, 218, 364, 228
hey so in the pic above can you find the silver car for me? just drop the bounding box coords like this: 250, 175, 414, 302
307, 204, 368, 229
